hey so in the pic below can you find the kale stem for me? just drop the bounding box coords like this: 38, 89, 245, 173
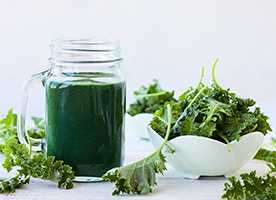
261, 141, 276, 148
187, 85, 208, 109
250, 124, 258, 133
142, 104, 172, 161
182, 67, 205, 101
27, 136, 32, 157
160, 104, 172, 146
218, 133, 231, 152
199, 103, 219, 129
171, 85, 208, 134
156, 115, 168, 125
131, 104, 172, 163
198, 67, 204, 85
38, 118, 45, 126
212, 59, 222, 89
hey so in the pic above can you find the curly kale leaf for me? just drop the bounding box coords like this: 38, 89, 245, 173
222, 158, 276, 200
0, 174, 30, 193
2, 138, 75, 190
223, 143, 276, 199
103, 104, 173, 195
222, 171, 276, 200
0, 109, 45, 145
254, 148, 276, 163
0, 109, 74, 192
0, 109, 18, 143
150, 101, 186, 140
251, 107, 272, 135
103, 150, 167, 195
127, 79, 176, 116
188, 98, 232, 138
28, 117, 45, 139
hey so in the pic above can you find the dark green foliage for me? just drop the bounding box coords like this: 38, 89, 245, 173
0, 175, 30, 193
223, 128, 276, 199
2, 138, 75, 190
0, 109, 75, 193
254, 148, 276, 163
222, 161, 276, 200
127, 79, 176, 116
150, 60, 272, 145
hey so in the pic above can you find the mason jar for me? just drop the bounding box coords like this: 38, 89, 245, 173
18, 38, 126, 182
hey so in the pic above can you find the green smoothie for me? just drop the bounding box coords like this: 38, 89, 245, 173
45, 74, 126, 177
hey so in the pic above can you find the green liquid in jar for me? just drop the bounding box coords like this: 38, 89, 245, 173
45, 73, 126, 177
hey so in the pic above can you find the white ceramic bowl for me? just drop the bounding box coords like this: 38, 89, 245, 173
147, 126, 264, 179
126, 113, 154, 140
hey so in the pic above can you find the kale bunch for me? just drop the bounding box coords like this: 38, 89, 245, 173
150, 59, 272, 147
127, 79, 176, 116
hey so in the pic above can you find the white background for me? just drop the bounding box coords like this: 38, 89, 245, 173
0, 0, 276, 127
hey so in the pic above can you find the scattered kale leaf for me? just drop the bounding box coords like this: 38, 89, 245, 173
254, 148, 276, 163
0, 174, 30, 193
28, 117, 45, 139
102, 104, 173, 195
150, 59, 272, 146
0, 109, 18, 143
0, 109, 75, 193
2, 138, 75, 190
222, 170, 276, 200
0, 109, 45, 146
222, 157, 276, 200
222, 135, 276, 199
127, 79, 176, 116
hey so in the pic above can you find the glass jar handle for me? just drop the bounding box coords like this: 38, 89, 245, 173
17, 71, 47, 151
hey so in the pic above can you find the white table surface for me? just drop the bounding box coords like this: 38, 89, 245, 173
0, 127, 273, 200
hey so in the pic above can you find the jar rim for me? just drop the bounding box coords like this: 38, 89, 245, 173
49, 37, 122, 63
48, 58, 123, 65
50, 37, 121, 52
